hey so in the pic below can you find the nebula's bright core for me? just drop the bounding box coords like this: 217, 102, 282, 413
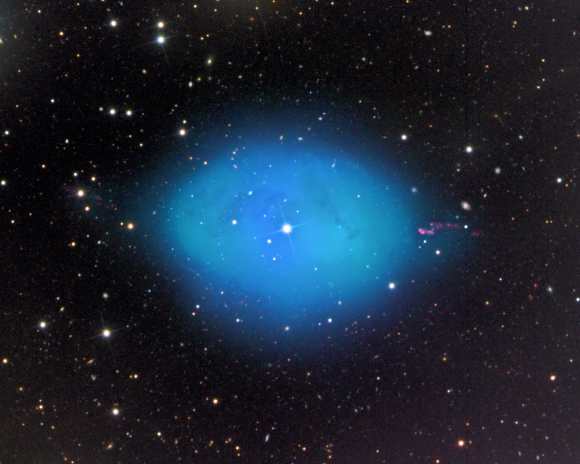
166, 140, 413, 326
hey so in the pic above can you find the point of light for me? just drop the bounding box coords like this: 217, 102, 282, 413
39, 321, 47, 329
232, 219, 237, 225
157, 21, 165, 29
110, 20, 117, 27
179, 128, 186, 136
389, 282, 395, 289
157, 36, 165, 44
282, 224, 292, 234
109, 108, 116, 115
126, 109, 132, 117
77, 190, 85, 197
112, 408, 119, 415
465, 145, 473, 153
127, 223, 134, 230
102, 329, 111, 338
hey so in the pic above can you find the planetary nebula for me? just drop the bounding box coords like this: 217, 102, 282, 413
168, 142, 412, 322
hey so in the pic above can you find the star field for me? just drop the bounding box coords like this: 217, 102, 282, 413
1, 1, 580, 463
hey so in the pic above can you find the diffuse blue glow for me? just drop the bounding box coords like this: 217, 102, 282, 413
168, 142, 413, 324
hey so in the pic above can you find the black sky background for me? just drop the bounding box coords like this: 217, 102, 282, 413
2, 0, 580, 463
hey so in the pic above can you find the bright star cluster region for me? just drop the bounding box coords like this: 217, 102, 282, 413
167, 138, 411, 327
2, 0, 580, 462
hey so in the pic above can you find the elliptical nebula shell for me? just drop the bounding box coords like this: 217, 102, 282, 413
167, 140, 413, 325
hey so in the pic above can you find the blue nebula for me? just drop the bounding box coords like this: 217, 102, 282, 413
165, 137, 415, 328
